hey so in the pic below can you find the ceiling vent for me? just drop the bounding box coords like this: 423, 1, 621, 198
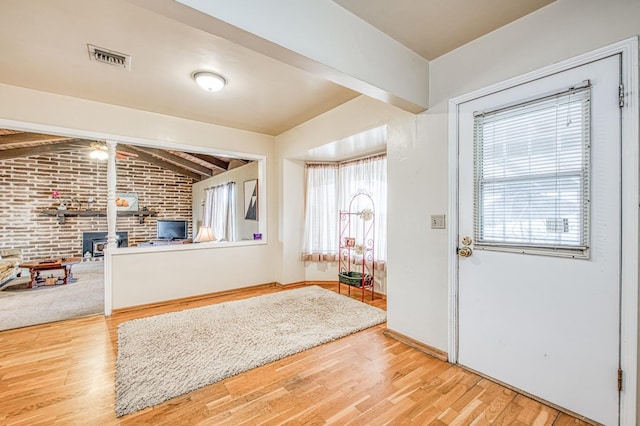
87, 44, 131, 70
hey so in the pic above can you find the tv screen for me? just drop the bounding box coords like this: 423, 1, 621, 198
157, 220, 188, 240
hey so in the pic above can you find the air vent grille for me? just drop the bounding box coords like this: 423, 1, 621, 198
87, 44, 131, 70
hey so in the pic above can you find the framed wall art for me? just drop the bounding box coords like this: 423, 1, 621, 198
115, 192, 138, 211
244, 179, 258, 220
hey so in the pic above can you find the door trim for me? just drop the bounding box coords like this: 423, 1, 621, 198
447, 37, 639, 424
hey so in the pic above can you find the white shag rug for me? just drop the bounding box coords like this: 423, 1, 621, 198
115, 285, 386, 417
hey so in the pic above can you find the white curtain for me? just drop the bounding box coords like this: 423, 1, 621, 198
203, 182, 236, 242
302, 164, 338, 261
302, 155, 387, 268
338, 155, 387, 269
225, 182, 236, 242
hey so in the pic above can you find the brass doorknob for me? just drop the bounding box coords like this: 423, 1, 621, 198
458, 246, 472, 257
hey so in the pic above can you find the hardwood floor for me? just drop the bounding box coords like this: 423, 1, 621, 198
0, 284, 591, 425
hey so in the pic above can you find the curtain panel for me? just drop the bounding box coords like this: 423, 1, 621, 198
302, 163, 338, 261
203, 182, 236, 242
302, 155, 387, 270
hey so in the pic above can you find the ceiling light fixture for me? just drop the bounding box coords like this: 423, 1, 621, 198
89, 142, 109, 160
90, 149, 109, 160
193, 71, 226, 92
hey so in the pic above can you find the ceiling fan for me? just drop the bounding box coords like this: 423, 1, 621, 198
89, 142, 138, 160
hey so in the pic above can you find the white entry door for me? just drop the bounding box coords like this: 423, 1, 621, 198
457, 55, 620, 425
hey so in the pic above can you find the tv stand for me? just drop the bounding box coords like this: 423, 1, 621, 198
138, 239, 192, 247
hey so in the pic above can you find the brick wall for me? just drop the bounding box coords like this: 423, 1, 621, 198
0, 150, 194, 261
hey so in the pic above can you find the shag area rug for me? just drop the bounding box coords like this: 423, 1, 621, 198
0, 261, 104, 331
115, 285, 386, 417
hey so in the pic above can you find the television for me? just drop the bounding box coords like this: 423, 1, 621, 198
156, 220, 188, 240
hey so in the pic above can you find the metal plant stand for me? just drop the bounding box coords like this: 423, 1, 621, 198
338, 192, 375, 301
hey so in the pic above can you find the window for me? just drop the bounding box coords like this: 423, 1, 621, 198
473, 84, 591, 256
302, 155, 387, 268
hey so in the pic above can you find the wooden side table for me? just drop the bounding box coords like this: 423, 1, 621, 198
18, 257, 83, 288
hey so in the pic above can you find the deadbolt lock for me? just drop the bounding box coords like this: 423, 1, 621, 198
461, 236, 472, 246
458, 246, 473, 257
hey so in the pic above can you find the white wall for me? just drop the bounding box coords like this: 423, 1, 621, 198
274, 96, 414, 291
388, 0, 640, 353
111, 243, 272, 308
0, 83, 278, 310
192, 161, 260, 241
276, 158, 306, 284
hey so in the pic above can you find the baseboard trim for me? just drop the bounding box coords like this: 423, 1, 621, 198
114, 279, 386, 315
304, 280, 336, 286
112, 282, 278, 315
383, 328, 448, 362
275, 281, 307, 288
276, 280, 387, 299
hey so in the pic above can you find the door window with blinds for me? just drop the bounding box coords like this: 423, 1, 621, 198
473, 83, 591, 257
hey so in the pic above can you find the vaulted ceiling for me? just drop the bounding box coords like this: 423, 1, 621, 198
0, 129, 246, 182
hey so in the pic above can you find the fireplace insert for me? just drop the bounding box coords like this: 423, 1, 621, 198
82, 231, 128, 258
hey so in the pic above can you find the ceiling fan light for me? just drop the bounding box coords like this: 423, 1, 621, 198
90, 149, 108, 160
193, 71, 226, 92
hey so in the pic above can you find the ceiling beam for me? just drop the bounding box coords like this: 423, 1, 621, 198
120, 144, 203, 181
188, 153, 229, 172
130, 146, 213, 177
0, 140, 88, 160
0, 133, 74, 147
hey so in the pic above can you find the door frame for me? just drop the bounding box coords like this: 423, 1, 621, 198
447, 37, 639, 423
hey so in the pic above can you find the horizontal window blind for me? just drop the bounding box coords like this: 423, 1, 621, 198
473, 85, 591, 254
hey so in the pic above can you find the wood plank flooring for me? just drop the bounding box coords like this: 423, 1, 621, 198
0, 283, 591, 425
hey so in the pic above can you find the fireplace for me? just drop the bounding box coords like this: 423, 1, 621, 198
82, 231, 128, 258
92, 240, 107, 257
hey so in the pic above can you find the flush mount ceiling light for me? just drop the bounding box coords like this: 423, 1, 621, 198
192, 71, 226, 92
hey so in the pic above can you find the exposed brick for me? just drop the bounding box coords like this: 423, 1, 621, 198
1, 151, 193, 261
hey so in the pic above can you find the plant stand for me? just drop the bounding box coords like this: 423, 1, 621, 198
338, 192, 375, 301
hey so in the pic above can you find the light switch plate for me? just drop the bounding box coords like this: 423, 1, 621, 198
431, 214, 446, 229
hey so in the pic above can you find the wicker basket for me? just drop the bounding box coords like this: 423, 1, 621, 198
338, 271, 372, 287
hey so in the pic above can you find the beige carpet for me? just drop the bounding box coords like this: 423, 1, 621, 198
115, 285, 386, 417
0, 261, 104, 331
